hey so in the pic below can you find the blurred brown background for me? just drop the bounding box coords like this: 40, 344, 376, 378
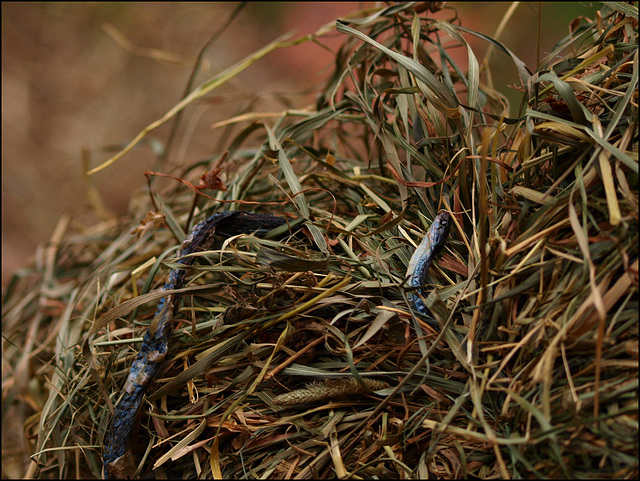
2, 2, 599, 288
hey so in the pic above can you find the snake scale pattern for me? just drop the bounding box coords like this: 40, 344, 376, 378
102, 211, 286, 478
406, 211, 452, 314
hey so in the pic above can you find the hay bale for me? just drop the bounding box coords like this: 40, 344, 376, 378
2, 2, 637, 478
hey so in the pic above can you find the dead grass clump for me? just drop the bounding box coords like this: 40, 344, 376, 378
2, 2, 638, 479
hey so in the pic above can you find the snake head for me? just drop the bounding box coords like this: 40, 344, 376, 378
431, 212, 452, 249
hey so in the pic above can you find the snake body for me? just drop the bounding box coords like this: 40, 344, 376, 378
102, 211, 286, 478
406, 212, 452, 314
102, 209, 451, 477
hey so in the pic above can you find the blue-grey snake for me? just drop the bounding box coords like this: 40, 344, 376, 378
406, 211, 452, 315
102, 211, 286, 478
102, 210, 451, 478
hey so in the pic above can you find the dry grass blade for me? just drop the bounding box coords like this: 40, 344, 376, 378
336, 20, 461, 119
2, 2, 638, 479
87, 31, 295, 175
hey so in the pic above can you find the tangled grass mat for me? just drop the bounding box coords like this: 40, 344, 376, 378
2, 2, 638, 479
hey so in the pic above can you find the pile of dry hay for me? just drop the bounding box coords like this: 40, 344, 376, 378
2, 2, 638, 479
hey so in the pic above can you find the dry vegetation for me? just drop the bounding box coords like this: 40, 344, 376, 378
2, 2, 638, 479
